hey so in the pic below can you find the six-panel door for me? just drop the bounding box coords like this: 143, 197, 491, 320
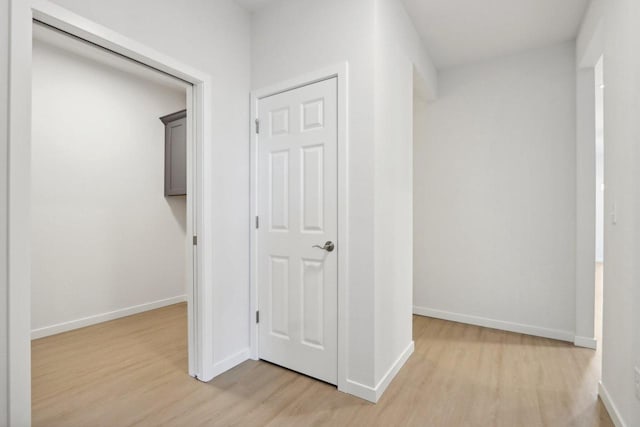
257, 78, 338, 384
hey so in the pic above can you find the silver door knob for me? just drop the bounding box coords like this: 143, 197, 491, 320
312, 241, 335, 252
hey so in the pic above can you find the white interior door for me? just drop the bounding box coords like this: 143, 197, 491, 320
257, 77, 338, 384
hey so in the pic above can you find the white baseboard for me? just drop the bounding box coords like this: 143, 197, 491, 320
342, 378, 377, 403
598, 381, 627, 427
341, 341, 414, 403
574, 335, 597, 350
31, 295, 187, 340
374, 340, 414, 401
200, 348, 250, 382
413, 306, 575, 343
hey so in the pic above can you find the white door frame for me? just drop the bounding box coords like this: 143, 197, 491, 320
8, 1, 215, 422
575, 13, 604, 351
250, 63, 350, 392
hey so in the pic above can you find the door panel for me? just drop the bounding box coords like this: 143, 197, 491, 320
301, 258, 324, 348
301, 145, 324, 232
257, 78, 337, 384
269, 150, 289, 231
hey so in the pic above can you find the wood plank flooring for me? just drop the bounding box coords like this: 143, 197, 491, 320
32, 302, 613, 426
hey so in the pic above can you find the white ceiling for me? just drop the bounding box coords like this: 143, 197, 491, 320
234, 0, 275, 12
400, 0, 590, 68
237, 0, 590, 69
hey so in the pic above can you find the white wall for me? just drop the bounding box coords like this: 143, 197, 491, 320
46, 0, 252, 375
414, 43, 578, 341
576, 0, 604, 68
372, 0, 437, 388
31, 34, 188, 338
0, 0, 9, 423
600, 0, 640, 424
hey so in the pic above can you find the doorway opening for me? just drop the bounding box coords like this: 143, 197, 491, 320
30, 23, 191, 339
30, 21, 196, 421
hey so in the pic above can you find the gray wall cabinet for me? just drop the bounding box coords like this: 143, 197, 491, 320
160, 110, 187, 196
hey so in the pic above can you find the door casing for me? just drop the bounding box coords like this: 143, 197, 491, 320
250, 63, 349, 392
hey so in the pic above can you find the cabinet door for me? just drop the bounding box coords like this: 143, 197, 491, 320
164, 116, 187, 196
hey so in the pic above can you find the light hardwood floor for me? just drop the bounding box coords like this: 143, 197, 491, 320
32, 301, 613, 426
